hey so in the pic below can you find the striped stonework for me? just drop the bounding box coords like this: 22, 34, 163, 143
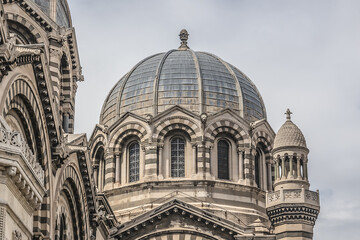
48, 47, 62, 109
104, 151, 115, 189
90, 134, 106, 159
243, 148, 255, 186
153, 117, 201, 144
196, 143, 211, 176
5, 13, 45, 44
4, 0, 54, 32
2, 76, 54, 237
143, 144, 158, 178
252, 130, 274, 187
55, 164, 88, 240
3, 78, 48, 167
252, 130, 273, 153
204, 120, 250, 147
109, 122, 147, 151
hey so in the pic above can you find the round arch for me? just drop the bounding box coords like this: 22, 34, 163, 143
109, 122, 147, 150
3, 77, 48, 167
5, 13, 45, 43
54, 164, 89, 239
153, 116, 201, 143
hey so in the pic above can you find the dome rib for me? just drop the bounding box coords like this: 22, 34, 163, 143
230, 65, 267, 119
152, 50, 176, 116
100, 49, 267, 127
115, 53, 163, 120
200, 52, 244, 118
189, 49, 204, 114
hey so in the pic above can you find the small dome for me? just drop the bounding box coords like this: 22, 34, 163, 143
273, 109, 307, 150
100, 31, 266, 127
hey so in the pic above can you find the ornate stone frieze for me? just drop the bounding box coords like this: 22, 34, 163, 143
0, 36, 43, 81
0, 121, 44, 184
266, 189, 320, 207
267, 205, 319, 226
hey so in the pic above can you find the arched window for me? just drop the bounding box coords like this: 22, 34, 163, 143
129, 142, 140, 182
218, 140, 229, 180
255, 149, 261, 187
171, 137, 185, 177
94, 147, 105, 191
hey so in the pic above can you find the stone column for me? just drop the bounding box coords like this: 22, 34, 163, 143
192, 144, 197, 176
275, 159, 279, 180
93, 164, 99, 188
243, 149, 253, 186
104, 150, 115, 191
262, 155, 267, 190
143, 144, 158, 181
281, 156, 285, 180
289, 155, 293, 179
267, 162, 272, 190
304, 161, 308, 180
237, 148, 244, 183
158, 144, 164, 179
115, 151, 121, 184
196, 143, 212, 179
297, 157, 301, 179
98, 160, 103, 192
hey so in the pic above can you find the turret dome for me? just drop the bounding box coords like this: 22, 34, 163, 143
100, 30, 266, 127
273, 109, 307, 150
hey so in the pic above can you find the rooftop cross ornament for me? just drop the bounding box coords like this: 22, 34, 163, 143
179, 29, 189, 50
285, 108, 292, 120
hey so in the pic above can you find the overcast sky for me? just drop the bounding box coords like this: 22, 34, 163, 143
68, 0, 360, 239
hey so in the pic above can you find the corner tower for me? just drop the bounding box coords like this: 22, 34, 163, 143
266, 109, 320, 239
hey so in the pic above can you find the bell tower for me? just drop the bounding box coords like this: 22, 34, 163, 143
266, 109, 320, 239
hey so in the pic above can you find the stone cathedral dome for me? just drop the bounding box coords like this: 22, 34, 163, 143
100, 30, 266, 127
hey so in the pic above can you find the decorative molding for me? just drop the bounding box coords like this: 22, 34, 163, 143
13, 230, 22, 240
0, 121, 44, 184
6, 166, 42, 209
0, 36, 42, 81
0, 207, 5, 239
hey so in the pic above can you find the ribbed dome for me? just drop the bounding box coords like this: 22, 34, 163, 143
100, 47, 266, 127
273, 116, 307, 150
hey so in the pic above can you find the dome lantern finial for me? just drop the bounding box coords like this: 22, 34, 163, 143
285, 108, 292, 121
179, 29, 189, 50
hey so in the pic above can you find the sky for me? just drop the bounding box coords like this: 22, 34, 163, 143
68, 0, 360, 239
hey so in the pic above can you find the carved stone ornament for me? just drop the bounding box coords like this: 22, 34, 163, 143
0, 34, 43, 81
49, 48, 63, 59
178, 29, 189, 50
13, 230, 22, 240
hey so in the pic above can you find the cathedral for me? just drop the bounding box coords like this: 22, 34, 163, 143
0, 1, 320, 240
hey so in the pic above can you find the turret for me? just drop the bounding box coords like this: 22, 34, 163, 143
266, 109, 320, 240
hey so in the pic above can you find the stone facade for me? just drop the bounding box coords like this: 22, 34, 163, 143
0, 1, 320, 240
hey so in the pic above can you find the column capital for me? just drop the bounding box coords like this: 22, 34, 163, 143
237, 147, 245, 153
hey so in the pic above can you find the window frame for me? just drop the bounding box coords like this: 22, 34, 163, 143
128, 141, 140, 183
170, 136, 186, 178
